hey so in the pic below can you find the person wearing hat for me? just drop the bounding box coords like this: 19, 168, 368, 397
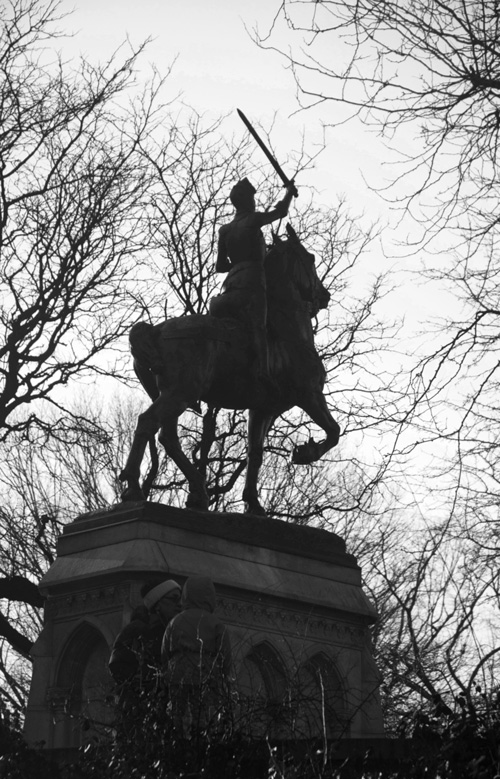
109, 578, 181, 685
211, 178, 296, 379
142, 579, 182, 628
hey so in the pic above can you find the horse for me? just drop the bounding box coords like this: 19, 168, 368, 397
119, 224, 340, 516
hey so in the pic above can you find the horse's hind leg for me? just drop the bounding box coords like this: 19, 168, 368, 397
243, 410, 275, 516
293, 392, 341, 464
120, 399, 163, 501
158, 407, 209, 512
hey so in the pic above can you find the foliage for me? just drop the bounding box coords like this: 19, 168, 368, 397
4, 679, 500, 777
0, 698, 59, 779
396, 688, 500, 779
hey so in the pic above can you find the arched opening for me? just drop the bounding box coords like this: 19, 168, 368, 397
237, 641, 288, 737
293, 653, 347, 739
54, 622, 113, 746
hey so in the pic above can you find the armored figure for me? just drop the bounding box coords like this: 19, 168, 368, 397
210, 178, 296, 378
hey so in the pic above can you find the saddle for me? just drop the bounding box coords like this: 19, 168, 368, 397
157, 313, 245, 344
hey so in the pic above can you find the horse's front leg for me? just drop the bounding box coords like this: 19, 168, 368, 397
120, 401, 162, 501
243, 410, 275, 516
292, 393, 341, 465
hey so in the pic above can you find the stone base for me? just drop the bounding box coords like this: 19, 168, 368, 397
24, 502, 385, 747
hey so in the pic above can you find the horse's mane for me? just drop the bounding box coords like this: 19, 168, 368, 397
265, 227, 316, 305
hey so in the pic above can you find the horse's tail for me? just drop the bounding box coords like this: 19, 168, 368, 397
130, 321, 202, 413
129, 322, 162, 373
129, 321, 162, 403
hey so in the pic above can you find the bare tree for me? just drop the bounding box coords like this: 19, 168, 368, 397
255, 0, 500, 722
258, 0, 500, 242
0, 392, 149, 712
0, 0, 174, 704
0, 0, 162, 440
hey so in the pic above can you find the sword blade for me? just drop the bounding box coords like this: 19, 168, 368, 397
237, 109, 296, 194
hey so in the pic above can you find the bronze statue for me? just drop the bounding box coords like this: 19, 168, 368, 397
120, 111, 340, 515
119, 223, 340, 516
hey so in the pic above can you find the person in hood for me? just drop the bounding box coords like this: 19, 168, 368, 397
109, 579, 182, 742
141, 578, 182, 667
161, 576, 232, 736
109, 579, 181, 686
108, 604, 150, 685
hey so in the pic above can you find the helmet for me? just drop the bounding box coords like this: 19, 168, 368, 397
230, 177, 256, 209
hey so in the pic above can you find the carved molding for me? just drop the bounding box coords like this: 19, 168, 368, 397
45, 588, 366, 647
216, 596, 365, 646
46, 585, 123, 618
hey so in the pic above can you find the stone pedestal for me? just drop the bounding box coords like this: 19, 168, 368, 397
24, 502, 384, 747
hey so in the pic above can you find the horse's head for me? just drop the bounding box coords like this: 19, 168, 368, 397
268, 224, 330, 317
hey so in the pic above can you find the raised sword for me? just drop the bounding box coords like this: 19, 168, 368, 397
237, 108, 298, 197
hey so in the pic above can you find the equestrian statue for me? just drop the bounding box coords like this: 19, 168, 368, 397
119, 112, 340, 515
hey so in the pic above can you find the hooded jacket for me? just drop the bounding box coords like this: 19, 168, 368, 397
162, 576, 231, 685
108, 605, 150, 684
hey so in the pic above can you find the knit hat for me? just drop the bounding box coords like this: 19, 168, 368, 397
143, 580, 181, 611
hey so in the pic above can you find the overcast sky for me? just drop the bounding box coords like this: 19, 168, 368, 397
54, 0, 448, 330
59, 0, 390, 219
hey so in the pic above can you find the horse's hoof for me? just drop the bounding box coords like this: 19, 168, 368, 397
121, 485, 146, 502
292, 443, 310, 464
186, 493, 209, 512
292, 440, 320, 464
244, 501, 267, 517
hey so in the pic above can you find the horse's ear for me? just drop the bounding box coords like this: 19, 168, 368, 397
285, 223, 301, 244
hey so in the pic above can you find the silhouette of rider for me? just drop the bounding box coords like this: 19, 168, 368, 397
211, 178, 295, 378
